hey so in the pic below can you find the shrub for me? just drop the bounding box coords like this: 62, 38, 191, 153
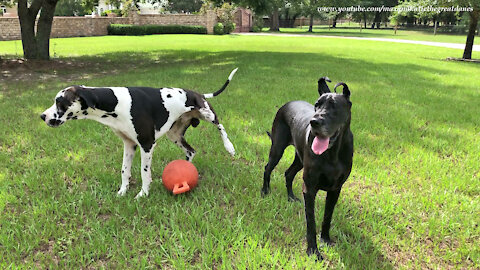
108, 24, 207, 35
251, 25, 262, 32
214, 23, 224, 35
101, 9, 122, 17
223, 22, 235, 34
251, 15, 265, 33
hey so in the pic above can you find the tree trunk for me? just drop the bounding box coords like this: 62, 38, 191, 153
463, 10, 479, 60
363, 12, 367, 29
371, 11, 380, 29
36, 0, 57, 60
433, 19, 437, 36
270, 8, 280, 31
18, 0, 40, 59
332, 13, 338, 28
17, 0, 57, 60
308, 14, 313, 32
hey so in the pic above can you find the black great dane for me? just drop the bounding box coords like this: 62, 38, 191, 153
262, 77, 353, 260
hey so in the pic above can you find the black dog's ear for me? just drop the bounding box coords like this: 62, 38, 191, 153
76, 88, 98, 109
334, 82, 350, 100
318, 76, 331, 95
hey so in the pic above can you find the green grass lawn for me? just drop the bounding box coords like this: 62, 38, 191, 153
0, 35, 479, 269
267, 25, 480, 45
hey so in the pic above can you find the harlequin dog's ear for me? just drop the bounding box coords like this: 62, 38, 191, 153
76, 87, 98, 109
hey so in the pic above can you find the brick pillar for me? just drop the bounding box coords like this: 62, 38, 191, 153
130, 7, 140, 25
206, 10, 216, 34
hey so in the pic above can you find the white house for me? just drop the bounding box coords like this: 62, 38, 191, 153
0, 0, 17, 17
96, 0, 167, 15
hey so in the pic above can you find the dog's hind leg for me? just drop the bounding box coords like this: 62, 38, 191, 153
198, 104, 235, 156
285, 154, 302, 202
262, 122, 292, 196
113, 130, 137, 196
167, 118, 197, 161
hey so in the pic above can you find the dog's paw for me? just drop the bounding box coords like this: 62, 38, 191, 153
117, 187, 128, 197
134, 190, 148, 199
320, 236, 335, 246
287, 194, 301, 202
306, 247, 323, 261
261, 186, 270, 196
224, 141, 235, 156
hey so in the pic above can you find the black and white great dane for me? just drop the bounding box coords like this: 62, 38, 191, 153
261, 77, 353, 260
41, 68, 238, 199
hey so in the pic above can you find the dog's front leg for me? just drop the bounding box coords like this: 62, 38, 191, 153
118, 140, 137, 196
135, 146, 154, 199
303, 187, 322, 261
320, 189, 341, 245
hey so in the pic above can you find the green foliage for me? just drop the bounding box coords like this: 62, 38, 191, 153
213, 22, 224, 34
223, 21, 236, 34
213, 3, 236, 34
101, 9, 122, 16
451, 12, 470, 33
81, 0, 99, 14
251, 25, 262, 32
54, 0, 87, 16
166, 0, 204, 13
120, 0, 137, 17
252, 14, 265, 30
106, 0, 123, 9
107, 24, 208, 35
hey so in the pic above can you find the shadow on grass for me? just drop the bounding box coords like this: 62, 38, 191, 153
1, 47, 478, 268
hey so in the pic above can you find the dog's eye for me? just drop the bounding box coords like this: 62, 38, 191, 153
57, 103, 66, 112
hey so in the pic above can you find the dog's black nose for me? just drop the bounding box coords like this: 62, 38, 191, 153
310, 119, 322, 128
40, 114, 46, 121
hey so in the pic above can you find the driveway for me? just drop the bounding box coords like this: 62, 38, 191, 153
239, 32, 480, 52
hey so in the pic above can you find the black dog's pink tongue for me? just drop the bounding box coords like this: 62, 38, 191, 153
312, 136, 329, 155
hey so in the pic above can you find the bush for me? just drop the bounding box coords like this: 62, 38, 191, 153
101, 9, 122, 17
223, 22, 235, 34
252, 15, 264, 32
107, 24, 208, 35
251, 25, 262, 32
214, 23, 224, 35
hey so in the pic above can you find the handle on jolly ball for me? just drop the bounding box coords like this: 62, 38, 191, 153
173, 181, 190, 195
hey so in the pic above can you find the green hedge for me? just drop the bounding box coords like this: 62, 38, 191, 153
107, 24, 207, 35
213, 23, 224, 35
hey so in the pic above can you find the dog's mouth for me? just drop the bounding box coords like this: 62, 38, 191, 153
312, 136, 329, 155
47, 119, 64, 127
311, 129, 341, 155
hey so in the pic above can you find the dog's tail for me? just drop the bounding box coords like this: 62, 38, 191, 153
203, 68, 238, 99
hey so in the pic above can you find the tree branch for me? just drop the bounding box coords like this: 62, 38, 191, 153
29, 0, 44, 19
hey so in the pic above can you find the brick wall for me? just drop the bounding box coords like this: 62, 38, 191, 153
0, 10, 217, 41
0, 17, 21, 40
